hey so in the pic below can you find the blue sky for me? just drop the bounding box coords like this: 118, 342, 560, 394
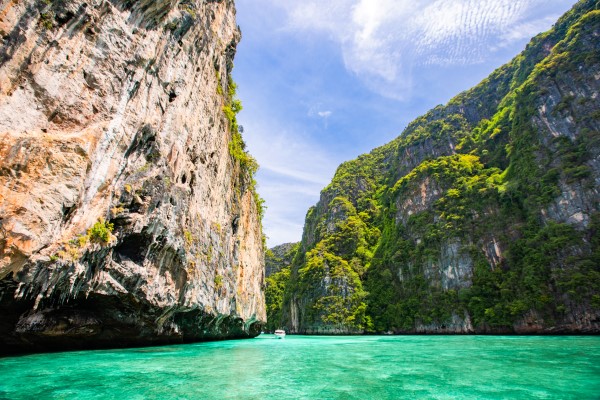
232, 0, 576, 247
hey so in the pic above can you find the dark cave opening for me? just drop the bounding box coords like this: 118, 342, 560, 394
114, 232, 153, 264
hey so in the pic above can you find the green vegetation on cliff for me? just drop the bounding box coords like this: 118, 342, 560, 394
264, 243, 298, 331
267, 0, 600, 334
222, 77, 266, 229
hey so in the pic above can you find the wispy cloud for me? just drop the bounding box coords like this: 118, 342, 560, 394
244, 125, 334, 186
261, 161, 330, 186
238, 112, 339, 246
263, 0, 572, 99
317, 111, 332, 118
497, 15, 560, 48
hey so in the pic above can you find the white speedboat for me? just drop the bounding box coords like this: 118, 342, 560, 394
274, 329, 286, 339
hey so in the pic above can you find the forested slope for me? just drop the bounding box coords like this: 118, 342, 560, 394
267, 0, 600, 334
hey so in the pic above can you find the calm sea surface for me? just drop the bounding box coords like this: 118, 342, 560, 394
0, 335, 599, 399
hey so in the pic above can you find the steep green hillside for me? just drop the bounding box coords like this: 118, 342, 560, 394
264, 243, 299, 331
268, 0, 600, 334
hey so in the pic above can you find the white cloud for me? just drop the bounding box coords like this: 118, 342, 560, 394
261, 0, 572, 99
497, 15, 560, 47
317, 111, 332, 118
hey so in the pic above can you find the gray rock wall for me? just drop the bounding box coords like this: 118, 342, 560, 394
0, 0, 265, 354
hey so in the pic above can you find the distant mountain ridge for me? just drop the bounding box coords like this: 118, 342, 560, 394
266, 0, 600, 334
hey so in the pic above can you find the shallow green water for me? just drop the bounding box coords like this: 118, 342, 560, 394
1, 335, 599, 399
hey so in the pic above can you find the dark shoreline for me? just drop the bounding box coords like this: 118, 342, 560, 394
0, 333, 262, 358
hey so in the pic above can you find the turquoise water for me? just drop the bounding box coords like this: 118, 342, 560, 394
1, 336, 599, 399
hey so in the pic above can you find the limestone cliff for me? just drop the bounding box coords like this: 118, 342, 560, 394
271, 0, 600, 335
0, 0, 265, 355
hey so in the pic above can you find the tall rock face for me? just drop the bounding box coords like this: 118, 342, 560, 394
276, 0, 600, 335
0, 0, 266, 354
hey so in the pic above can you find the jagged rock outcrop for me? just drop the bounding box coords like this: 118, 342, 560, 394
0, 0, 265, 355
272, 0, 600, 335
